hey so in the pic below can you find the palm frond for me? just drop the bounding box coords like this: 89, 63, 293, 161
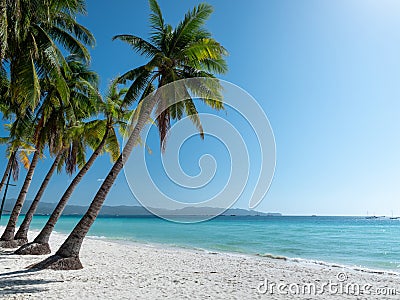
11, 153, 20, 181
104, 127, 120, 162
170, 3, 213, 53
184, 98, 204, 139
148, 0, 165, 46
18, 150, 31, 170
48, 26, 91, 62
14, 54, 41, 111
113, 34, 159, 58
149, 0, 164, 30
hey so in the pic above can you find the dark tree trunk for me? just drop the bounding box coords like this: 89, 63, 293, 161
0, 152, 16, 219
16, 127, 111, 255
30, 95, 157, 270
13, 152, 62, 243
0, 154, 14, 195
0, 150, 40, 248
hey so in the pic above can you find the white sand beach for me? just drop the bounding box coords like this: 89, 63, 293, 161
1, 228, 399, 299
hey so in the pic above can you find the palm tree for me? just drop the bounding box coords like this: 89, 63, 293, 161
0, 56, 100, 246
11, 125, 90, 247
0, 55, 100, 248
0, 0, 94, 206
0, 151, 19, 218
31, 0, 228, 270
1, 0, 95, 112
0, 0, 95, 248
0, 151, 39, 246
0, 110, 33, 196
0, 137, 33, 217
0, 154, 13, 194
0, 111, 40, 246
0, 150, 20, 195
0, 69, 12, 194
16, 80, 129, 254
12, 151, 63, 241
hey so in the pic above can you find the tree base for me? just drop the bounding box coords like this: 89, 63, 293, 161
0, 238, 28, 249
29, 254, 83, 270
15, 242, 51, 255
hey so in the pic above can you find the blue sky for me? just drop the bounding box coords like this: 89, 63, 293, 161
1, 0, 400, 216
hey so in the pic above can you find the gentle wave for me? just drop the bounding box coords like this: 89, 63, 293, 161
257, 252, 400, 276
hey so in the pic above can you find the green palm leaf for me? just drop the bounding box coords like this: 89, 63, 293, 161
114, 0, 228, 151
170, 3, 213, 53
113, 35, 159, 58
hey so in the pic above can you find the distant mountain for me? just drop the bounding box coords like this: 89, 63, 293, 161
1, 199, 282, 217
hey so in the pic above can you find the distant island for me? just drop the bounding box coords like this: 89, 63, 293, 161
2, 199, 282, 217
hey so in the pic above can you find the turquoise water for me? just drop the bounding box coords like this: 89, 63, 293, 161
2, 215, 400, 271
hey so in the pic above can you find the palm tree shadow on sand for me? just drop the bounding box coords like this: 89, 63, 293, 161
0, 269, 63, 296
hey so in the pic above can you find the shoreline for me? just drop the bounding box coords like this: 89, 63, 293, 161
3, 215, 399, 274
1, 228, 400, 299
84, 232, 400, 276
86, 234, 400, 277
4, 225, 400, 276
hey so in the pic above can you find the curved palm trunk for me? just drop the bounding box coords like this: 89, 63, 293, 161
0, 152, 16, 219
0, 167, 12, 221
30, 95, 157, 270
0, 154, 14, 195
16, 127, 111, 255
0, 150, 40, 247
13, 152, 62, 242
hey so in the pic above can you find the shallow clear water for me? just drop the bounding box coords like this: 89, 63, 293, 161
2, 215, 400, 271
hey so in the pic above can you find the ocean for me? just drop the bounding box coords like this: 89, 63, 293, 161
2, 215, 400, 272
